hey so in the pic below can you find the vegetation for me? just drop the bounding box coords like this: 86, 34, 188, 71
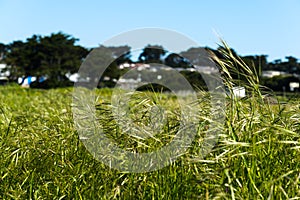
3, 33, 88, 87
261, 75, 300, 92
1, 43, 300, 199
1, 32, 300, 90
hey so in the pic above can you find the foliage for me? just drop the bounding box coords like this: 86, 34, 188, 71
164, 53, 191, 68
180, 70, 207, 90
78, 45, 132, 88
267, 56, 300, 73
241, 55, 268, 77
0, 42, 7, 62
138, 45, 166, 64
2, 32, 300, 91
4, 32, 88, 87
261, 75, 300, 92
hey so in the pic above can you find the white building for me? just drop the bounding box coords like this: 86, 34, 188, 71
0, 64, 9, 84
193, 65, 219, 74
289, 82, 300, 91
0, 63, 9, 77
262, 70, 286, 78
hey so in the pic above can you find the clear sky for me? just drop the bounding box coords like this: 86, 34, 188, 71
1, 0, 299, 62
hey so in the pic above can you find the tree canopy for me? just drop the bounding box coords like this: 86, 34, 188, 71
5, 32, 88, 87
138, 45, 166, 64
0, 43, 7, 62
164, 53, 191, 68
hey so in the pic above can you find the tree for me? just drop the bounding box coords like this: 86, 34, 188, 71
285, 56, 299, 73
5, 32, 88, 87
5, 37, 42, 83
261, 75, 300, 92
180, 47, 216, 67
242, 55, 268, 76
0, 43, 7, 62
164, 53, 191, 68
286, 56, 297, 65
267, 56, 300, 73
138, 45, 166, 64
39, 32, 88, 83
78, 45, 131, 88
96, 46, 126, 88
106, 46, 132, 65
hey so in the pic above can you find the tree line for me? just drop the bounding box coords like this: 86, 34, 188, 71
0, 32, 299, 91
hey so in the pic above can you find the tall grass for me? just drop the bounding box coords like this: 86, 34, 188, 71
0, 43, 300, 199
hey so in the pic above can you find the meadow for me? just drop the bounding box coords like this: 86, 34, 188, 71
1, 45, 300, 199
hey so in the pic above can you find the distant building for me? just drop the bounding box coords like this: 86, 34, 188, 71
66, 73, 80, 82
262, 70, 286, 78
119, 63, 150, 70
117, 77, 141, 90
0, 63, 10, 77
193, 65, 219, 74
289, 82, 300, 91
0, 64, 9, 85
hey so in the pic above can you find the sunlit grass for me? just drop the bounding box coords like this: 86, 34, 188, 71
1, 42, 300, 199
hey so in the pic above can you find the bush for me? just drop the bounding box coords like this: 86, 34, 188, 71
261, 75, 300, 92
30, 77, 74, 89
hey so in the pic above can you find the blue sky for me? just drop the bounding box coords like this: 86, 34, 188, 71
1, 0, 299, 62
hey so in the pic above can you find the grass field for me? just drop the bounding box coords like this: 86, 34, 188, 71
1, 44, 300, 199
0, 84, 300, 199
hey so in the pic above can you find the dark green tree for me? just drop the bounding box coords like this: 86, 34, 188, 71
180, 47, 217, 67
5, 32, 88, 87
38, 32, 88, 85
138, 45, 166, 64
0, 43, 7, 62
242, 55, 268, 76
78, 45, 131, 88
164, 53, 191, 68
267, 56, 299, 73
5, 36, 42, 83
261, 75, 300, 92
285, 56, 299, 73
